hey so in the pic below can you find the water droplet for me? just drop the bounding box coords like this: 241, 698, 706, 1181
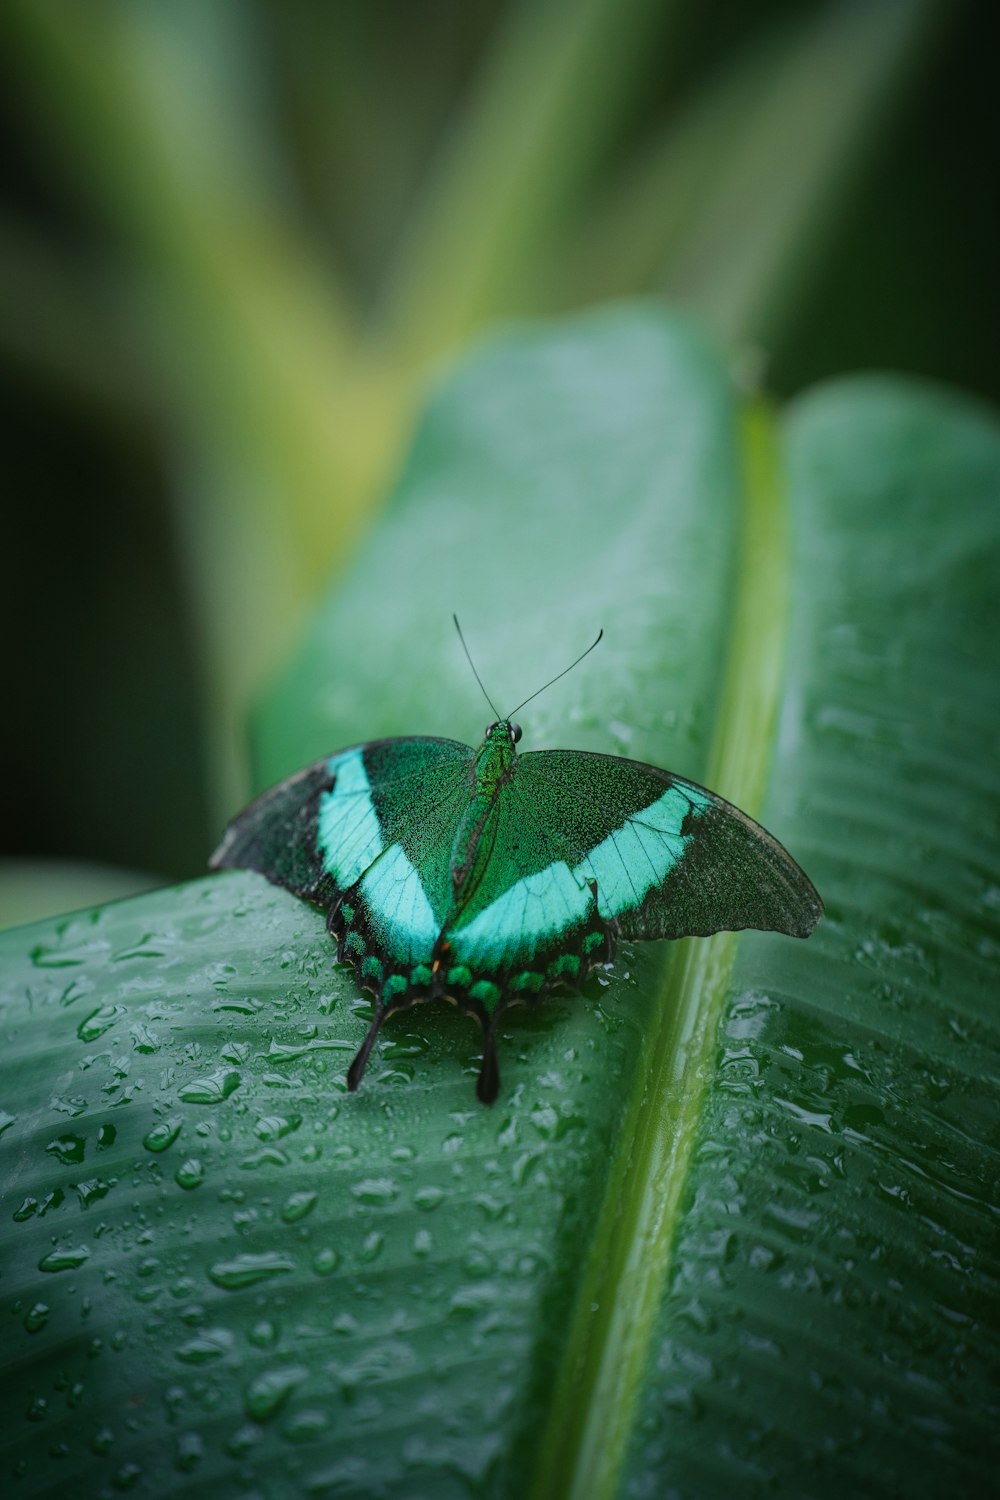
46, 1134, 86, 1165
382, 1033, 430, 1061
450, 1282, 500, 1315
208, 1254, 295, 1291
91, 1427, 114, 1455
23, 1302, 49, 1333
463, 1246, 495, 1278
77, 1005, 124, 1043
243, 1365, 308, 1422
39, 1246, 90, 1273
282, 1407, 330, 1442
281, 1190, 318, 1223
254, 1114, 302, 1141
0, 1110, 17, 1138
175, 1158, 204, 1190
225, 1423, 261, 1458
175, 1328, 235, 1363
129, 1022, 160, 1054
265, 1037, 353, 1063
97, 1123, 117, 1149
143, 1119, 182, 1153
112, 1460, 141, 1490
31, 941, 90, 968
240, 1147, 290, 1170
213, 996, 261, 1016
474, 1193, 507, 1221
178, 1069, 241, 1104
74, 1178, 111, 1209
247, 1319, 278, 1348
413, 1229, 433, 1258
413, 1186, 445, 1211
312, 1248, 339, 1276
26, 1396, 47, 1421
512, 1149, 545, 1186
174, 1432, 204, 1472
351, 1178, 398, 1205
50, 1093, 88, 1118
360, 1231, 383, 1262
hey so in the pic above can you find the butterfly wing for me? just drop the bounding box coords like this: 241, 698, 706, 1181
210, 737, 474, 926
512, 749, 823, 941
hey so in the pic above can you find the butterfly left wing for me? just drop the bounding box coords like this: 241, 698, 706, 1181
513, 749, 822, 942
209, 736, 473, 909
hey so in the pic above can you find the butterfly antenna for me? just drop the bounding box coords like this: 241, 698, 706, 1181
506, 629, 604, 719
453, 614, 501, 720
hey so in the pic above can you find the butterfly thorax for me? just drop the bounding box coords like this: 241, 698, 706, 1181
449, 722, 518, 896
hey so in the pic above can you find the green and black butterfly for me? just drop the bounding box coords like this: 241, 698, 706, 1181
211, 625, 821, 1102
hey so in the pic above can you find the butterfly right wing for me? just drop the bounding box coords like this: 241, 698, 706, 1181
515, 749, 822, 942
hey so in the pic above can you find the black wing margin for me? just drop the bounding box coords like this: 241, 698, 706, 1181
619, 785, 823, 941
209, 757, 335, 903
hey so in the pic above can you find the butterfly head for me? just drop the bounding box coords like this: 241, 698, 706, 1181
485, 719, 522, 747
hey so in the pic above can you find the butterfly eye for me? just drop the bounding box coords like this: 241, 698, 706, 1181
509, 721, 522, 744
485, 720, 500, 736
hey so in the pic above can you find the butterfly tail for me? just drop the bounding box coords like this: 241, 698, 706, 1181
476, 1019, 501, 1105
347, 1006, 387, 1093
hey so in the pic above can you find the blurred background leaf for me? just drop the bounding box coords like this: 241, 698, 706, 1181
2, 0, 996, 923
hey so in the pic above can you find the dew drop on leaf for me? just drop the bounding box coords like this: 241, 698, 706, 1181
177, 1069, 241, 1104
243, 1365, 308, 1422
281, 1189, 318, 1223
174, 1329, 235, 1364
23, 1302, 49, 1333
45, 1134, 86, 1165
143, 1119, 182, 1153
413, 1186, 445, 1211
77, 1005, 124, 1042
207, 1254, 295, 1291
174, 1158, 204, 1190
38, 1246, 90, 1273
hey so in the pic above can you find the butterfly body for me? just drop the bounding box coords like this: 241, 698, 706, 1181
211, 719, 822, 1102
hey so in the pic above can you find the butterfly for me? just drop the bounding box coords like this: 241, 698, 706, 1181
210, 625, 822, 1102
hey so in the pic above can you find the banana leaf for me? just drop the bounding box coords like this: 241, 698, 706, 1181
1, 306, 997, 1498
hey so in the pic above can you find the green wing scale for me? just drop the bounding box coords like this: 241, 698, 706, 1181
211, 723, 822, 1101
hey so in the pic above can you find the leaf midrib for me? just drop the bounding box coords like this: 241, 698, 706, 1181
529, 402, 789, 1500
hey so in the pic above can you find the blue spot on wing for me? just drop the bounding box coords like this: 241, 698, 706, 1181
317, 749, 383, 885
575, 783, 710, 918
451, 862, 592, 969
360, 844, 439, 963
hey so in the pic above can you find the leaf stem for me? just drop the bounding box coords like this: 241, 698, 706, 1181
529, 401, 789, 1499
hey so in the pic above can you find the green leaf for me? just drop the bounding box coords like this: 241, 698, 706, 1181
1, 308, 997, 1496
